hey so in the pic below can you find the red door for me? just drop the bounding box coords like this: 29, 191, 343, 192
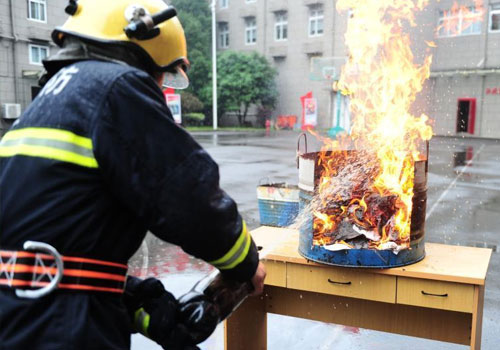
456, 98, 476, 135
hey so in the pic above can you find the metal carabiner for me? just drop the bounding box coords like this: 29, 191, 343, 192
15, 241, 64, 299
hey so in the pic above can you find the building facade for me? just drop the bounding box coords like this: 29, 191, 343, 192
0, 0, 67, 135
216, 0, 344, 129
427, 0, 500, 138
216, 0, 500, 138
0, 1, 499, 138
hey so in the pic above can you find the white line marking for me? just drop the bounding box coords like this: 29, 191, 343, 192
426, 143, 485, 220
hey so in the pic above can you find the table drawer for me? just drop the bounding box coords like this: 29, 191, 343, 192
287, 264, 396, 303
264, 260, 287, 287
397, 277, 474, 313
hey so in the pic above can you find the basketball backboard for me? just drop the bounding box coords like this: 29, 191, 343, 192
309, 56, 348, 81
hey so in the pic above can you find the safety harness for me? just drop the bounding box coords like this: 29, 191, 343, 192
0, 241, 127, 299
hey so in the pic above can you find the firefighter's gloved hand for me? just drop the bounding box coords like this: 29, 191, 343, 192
124, 276, 200, 350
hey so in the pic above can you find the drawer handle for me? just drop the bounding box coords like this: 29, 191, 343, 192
421, 291, 448, 297
327, 279, 351, 285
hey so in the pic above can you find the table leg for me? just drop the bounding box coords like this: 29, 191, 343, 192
470, 285, 485, 350
224, 293, 267, 350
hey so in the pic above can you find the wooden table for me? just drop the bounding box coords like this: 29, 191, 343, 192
225, 227, 492, 350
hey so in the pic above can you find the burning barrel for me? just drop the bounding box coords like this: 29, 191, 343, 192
297, 148, 427, 268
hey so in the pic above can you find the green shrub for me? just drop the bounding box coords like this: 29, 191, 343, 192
180, 92, 204, 114
183, 113, 205, 126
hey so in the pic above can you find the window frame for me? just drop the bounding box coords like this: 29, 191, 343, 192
275, 11, 288, 41
245, 17, 257, 45
29, 44, 49, 66
489, 8, 500, 33
308, 5, 324, 37
218, 22, 229, 48
437, 6, 482, 38
220, 0, 228, 9
27, 0, 47, 23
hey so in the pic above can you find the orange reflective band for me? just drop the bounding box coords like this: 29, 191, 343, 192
0, 264, 58, 275
0, 279, 124, 294
63, 269, 126, 282
62, 256, 127, 269
0, 279, 49, 287
0, 251, 127, 270
0, 251, 51, 259
0, 249, 127, 295
0, 264, 126, 282
57, 283, 124, 294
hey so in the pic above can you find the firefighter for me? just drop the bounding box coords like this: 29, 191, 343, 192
0, 0, 265, 349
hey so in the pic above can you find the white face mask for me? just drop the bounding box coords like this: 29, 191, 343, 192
162, 65, 189, 90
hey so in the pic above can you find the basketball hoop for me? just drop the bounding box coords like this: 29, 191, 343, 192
322, 67, 336, 81
309, 56, 348, 82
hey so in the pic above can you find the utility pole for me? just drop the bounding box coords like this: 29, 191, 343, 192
211, 0, 218, 130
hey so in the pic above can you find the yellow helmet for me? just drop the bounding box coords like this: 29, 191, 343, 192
53, 0, 189, 88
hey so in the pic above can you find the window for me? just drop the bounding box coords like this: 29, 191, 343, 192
245, 17, 257, 45
309, 5, 324, 37
220, 0, 228, 9
275, 11, 288, 41
218, 22, 229, 48
28, 0, 47, 22
29, 44, 49, 65
490, 5, 500, 32
245, 0, 256, 3
437, 6, 482, 37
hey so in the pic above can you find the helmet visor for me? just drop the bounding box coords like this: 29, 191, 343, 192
162, 65, 189, 90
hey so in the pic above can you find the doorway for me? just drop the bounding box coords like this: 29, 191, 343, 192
456, 98, 476, 134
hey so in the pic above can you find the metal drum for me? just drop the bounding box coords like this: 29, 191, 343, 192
296, 137, 428, 268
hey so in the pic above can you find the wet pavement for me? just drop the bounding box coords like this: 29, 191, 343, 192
130, 131, 500, 350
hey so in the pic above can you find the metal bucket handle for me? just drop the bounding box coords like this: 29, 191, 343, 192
258, 177, 272, 186
425, 140, 429, 174
258, 177, 287, 189
296, 132, 308, 168
259, 177, 287, 187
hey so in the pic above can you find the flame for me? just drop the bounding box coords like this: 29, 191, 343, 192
436, 0, 484, 37
310, 0, 439, 250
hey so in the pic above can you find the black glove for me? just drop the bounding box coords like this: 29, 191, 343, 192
123, 276, 200, 350
178, 289, 220, 345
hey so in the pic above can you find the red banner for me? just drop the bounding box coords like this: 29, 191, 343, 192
300, 91, 314, 130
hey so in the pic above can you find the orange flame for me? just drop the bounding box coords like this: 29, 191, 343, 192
311, 0, 437, 250
436, 0, 484, 37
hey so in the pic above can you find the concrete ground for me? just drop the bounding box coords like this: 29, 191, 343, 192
130, 131, 499, 350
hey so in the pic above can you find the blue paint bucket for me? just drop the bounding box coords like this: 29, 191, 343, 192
257, 184, 300, 227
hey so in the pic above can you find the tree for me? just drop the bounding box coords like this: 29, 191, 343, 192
180, 91, 204, 114
217, 51, 278, 126
170, 0, 212, 122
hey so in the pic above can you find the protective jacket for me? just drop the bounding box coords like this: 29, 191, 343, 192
0, 60, 258, 349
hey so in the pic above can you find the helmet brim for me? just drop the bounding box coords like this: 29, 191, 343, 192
52, 28, 189, 74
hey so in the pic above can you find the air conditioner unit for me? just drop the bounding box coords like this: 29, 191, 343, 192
2, 103, 21, 119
